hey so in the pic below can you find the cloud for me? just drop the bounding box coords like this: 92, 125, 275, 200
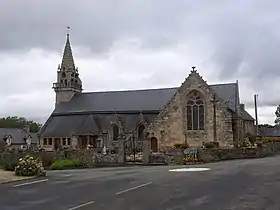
0, 0, 279, 124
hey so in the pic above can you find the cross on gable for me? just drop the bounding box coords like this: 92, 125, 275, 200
191, 66, 197, 73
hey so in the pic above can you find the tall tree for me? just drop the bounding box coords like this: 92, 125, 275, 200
0, 116, 42, 133
275, 105, 280, 125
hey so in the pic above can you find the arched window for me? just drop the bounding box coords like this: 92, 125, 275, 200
62, 72, 66, 78
186, 90, 205, 130
137, 124, 145, 139
112, 125, 119, 141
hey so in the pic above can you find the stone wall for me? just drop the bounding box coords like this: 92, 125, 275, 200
0, 150, 119, 169
149, 143, 280, 164
198, 143, 280, 162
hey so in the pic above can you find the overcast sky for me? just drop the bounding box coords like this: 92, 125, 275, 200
0, 0, 279, 124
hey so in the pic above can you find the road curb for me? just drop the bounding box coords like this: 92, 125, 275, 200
0, 176, 47, 185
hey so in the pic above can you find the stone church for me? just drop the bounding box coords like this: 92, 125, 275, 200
39, 33, 255, 151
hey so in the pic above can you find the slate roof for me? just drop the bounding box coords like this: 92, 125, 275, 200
40, 82, 254, 137
0, 128, 38, 145
53, 83, 237, 114
40, 113, 157, 137
259, 126, 280, 137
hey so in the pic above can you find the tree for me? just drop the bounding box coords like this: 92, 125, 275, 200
0, 116, 42, 133
275, 105, 280, 125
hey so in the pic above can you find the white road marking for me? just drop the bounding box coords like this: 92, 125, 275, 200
13, 179, 49, 188
67, 201, 95, 210
116, 182, 152, 195
169, 168, 210, 172
62, 174, 73, 177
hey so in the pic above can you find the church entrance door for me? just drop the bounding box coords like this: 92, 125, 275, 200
54, 138, 61, 150
151, 137, 158, 152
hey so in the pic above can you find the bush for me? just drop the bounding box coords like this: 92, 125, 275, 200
51, 158, 87, 170
246, 133, 257, 145
182, 157, 203, 164
203, 141, 219, 149
15, 155, 46, 177
173, 143, 189, 149
0, 153, 22, 171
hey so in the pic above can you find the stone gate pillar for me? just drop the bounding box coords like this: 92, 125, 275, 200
117, 133, 125, 164
71, 134, 78, 150
143, 133, 150, 165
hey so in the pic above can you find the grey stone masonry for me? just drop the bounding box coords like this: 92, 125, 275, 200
117, 133, 125, 164
142, 134, 150, 165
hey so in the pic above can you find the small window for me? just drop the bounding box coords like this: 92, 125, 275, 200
67, 138, 71, 145
48, 138, 52, 145
71, 79, 74, 83
62, 72, 66, 78
62, 138, 66, 145
112, 125, 119, 141
43, 138, 47, 145
62, 67, 65, 70
138, 124, 145, 139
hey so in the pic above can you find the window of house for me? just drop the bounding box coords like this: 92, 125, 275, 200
138, 124, 145, 139
43, 138, 47, 145
62, 138, 66, 145
67, 138, 71, 145
186, 90, 205, 130
112, 125, 119, 141
48, 138, 52, 145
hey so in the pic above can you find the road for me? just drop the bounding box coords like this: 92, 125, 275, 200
1, 156, 280, 210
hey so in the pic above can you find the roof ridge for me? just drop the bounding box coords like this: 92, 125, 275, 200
81, 82, 237, 94
82, 87, 178, 94
210, 82, 236, 86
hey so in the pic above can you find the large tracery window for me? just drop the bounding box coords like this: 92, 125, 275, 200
186, 90, 205, 130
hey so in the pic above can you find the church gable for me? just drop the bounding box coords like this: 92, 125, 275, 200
146, 67, 234, 149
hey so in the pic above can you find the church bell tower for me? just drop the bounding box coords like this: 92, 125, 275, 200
53, 28, 83, 108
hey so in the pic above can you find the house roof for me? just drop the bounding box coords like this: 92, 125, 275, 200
0, 128, 38, 145
53, 83, 238, 114
259, 126, 280, 137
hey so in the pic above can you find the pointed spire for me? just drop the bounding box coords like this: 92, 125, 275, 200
61, 26, 75, 71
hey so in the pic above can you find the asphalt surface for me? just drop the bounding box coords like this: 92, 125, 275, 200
1, 156, 280, 210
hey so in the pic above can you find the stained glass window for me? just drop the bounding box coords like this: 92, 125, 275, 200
187, 106, 192, 130
186, 91, 205, 130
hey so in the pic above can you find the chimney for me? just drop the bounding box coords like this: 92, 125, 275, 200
240, 103, 245, 110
